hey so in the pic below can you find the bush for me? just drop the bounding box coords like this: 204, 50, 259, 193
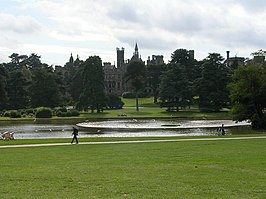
3, 111, 10, 117
25, 108, 35, 114
55, 109, 80, 117
35, 107, 52, 118
54, 107, 68, 116
122, 92, 135, 98
9, 110, 22, 118
2, 110, 21, 118
107, 94, 124, 109
67, 109, 80, 116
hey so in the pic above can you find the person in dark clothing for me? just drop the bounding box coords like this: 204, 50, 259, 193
217, 124, 225, 136
71, 127, 79, 144
221, 124, 225, 135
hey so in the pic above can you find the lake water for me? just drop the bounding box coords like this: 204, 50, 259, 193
0, 119, 262, 139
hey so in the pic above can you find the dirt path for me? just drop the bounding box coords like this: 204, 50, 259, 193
0, 136, 265, 149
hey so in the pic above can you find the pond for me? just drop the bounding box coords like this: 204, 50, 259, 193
1, 118, 261, 139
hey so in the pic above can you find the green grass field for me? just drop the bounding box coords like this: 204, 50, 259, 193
1, 137, 265, 198
0, 97, 231, 121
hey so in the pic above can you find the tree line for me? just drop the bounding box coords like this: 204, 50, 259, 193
0, 49, 265, 128
125, 49, 266, 129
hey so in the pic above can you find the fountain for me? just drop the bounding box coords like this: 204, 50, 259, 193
77, 119, 250, 130
0, 119, 253, 139
76, 119, 251, 137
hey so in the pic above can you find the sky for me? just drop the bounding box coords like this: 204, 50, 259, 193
0, 0, 266, 66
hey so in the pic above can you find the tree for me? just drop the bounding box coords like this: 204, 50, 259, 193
229, 64, 266, 129
159, 63, 190, 111
77, 56, 106, 113
124, 60, 146, 111
169, 49, 200, 107
170, 49, 199, 82
27, 53, 42, 69
0, 64, 7, 110
6, 67, 31, 109
159, 49, 198, 111
30, 67, 62, 108
4, 54, 32, 109
147, 64, 166, 103
198, 53, 230, 112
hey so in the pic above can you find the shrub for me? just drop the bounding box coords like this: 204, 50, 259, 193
107, 94, 124, 109
35, 107, 52, 118
68, 109, 80, 116
55, 109, 80, 117
54, 107, 68, 116
25, 108, 35, 114
9, 110, 21, 118
122, 92, 135, 98
3, 111, 10, 117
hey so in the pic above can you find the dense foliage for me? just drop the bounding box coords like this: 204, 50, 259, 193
76, 56, 106, 113
229, 64, 266, 129
124, 60, 146, 111
198, 53, 230, 112
35, 107, 52, 118
0, 49, 265, 129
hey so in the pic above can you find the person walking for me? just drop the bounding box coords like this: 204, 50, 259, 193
71, 127, 79, 144
217, 124, 225, 136
221, 124, 225, 135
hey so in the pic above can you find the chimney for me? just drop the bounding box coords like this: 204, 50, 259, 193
226, 51, 230, 66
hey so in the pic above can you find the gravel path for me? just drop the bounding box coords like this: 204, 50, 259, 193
0, 136, 265, 149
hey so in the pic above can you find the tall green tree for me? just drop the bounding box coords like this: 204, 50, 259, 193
159, 63, 190, 111
4, 53, 31, 109
0, 64, 7, 110
198, 53, 229, 112
147, 64, 166, 103
77, 56, 106, 113
159, 49, 198, 111
124, 60, 146, 111
170, 49, 199, 82
30, 67, 61, 108
169, 49, 201, 107
27, 53, 42, 69
6, 67, 31, 109
229, 64, 266, 129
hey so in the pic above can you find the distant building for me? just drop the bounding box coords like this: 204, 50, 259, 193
64, 43, 164, 96
103, 61, 126, 95
103, 43, 163, 96
225, 51, 245, 67
147, 55, 164, 66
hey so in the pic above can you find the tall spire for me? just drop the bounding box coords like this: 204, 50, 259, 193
69, 53, 74, 64
133, 42, 139, 59
135, 42, 138, 52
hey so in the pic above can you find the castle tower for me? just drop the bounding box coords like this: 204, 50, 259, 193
69, 53, 74, 64
116, 47, 125, 68
133, 42, 139, 59
226, 51, 230, 66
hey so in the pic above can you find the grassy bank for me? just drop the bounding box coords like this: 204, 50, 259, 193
0, 98, 232, 121
0, 137, 265, 198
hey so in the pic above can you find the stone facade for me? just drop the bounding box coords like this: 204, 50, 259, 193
64, 44, 164, 96
103, 43, 164, 96
225, 51, 245, 67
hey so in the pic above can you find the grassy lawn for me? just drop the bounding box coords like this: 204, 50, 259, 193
0, 98, 232, 121
0, 137, 265, 198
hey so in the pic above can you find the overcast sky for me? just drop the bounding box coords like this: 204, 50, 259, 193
0, 0, 265, 66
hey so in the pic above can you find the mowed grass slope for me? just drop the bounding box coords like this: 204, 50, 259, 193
1, 138, 265, 198
79, 97, 230, 119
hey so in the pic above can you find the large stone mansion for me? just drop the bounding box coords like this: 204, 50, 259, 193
62, 44, 253, 97
103, 43, 164, 96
